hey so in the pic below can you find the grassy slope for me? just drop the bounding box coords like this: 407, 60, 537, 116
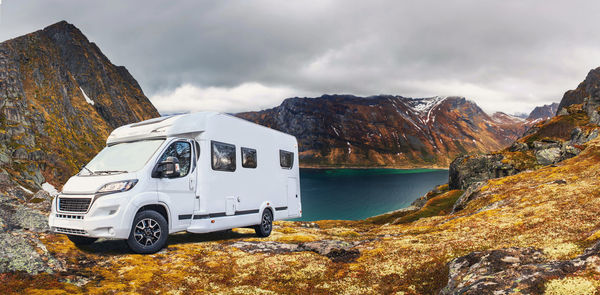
4, 137, 600, 294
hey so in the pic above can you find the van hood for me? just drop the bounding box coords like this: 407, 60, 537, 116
61, 172, 139, 194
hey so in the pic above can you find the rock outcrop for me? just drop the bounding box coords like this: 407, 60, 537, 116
0, 20, 159, 190
556, 66, 600, 115
442, 241, 600, 294
0, 187, 62, 274
238, 95, 528, 168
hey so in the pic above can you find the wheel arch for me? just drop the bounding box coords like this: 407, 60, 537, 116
136, 203, 170, 226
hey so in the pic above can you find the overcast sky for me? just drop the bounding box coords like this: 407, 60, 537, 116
1, 1, 600, 115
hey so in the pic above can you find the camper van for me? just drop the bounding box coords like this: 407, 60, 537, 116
48, 112, 302, 254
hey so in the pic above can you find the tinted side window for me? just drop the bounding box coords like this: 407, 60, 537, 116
159, 141, 191, 177
241, 147, 257, 168
212, 141, 236, 171
279, 150, 294, 169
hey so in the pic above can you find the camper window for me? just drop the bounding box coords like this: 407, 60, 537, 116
279, 150, 294, 169
158, 141, 192, 177
211, 141, 236, 171
241, 147, 257, 168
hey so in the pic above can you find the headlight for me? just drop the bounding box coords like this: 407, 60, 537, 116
97, 179, 138, 194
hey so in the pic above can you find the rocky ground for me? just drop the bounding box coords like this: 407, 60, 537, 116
1, 135, 600, 294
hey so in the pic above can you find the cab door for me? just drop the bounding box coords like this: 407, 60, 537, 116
155, 140, 196, 229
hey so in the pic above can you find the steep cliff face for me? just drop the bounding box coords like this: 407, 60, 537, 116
238, 95, 527, 168
0, 21, 159, 190
556, 66, 600, 114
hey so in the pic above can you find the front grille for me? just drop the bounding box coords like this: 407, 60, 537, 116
56, 213, 84, 220
58, 197, 91, 212
54, 227, 87, 235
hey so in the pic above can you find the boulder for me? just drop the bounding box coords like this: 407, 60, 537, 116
441, 241, 600, 294
535, 147, 561, 166
449, 154, 518, 190
508, 142, 528, 152
229, 239, 361, 263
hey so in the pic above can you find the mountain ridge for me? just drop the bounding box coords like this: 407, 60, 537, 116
237, 94, 531, 168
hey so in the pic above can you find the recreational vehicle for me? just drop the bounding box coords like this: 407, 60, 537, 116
48, 112, 302, 254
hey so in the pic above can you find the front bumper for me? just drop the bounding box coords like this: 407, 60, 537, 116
48, 194, 131, 239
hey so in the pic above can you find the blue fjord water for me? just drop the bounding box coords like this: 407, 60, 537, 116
295, 168, 449, 221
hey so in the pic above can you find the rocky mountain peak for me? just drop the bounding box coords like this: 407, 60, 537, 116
0, 22, 159, 190
556, 66, 600, 114
527, 102, 559, 121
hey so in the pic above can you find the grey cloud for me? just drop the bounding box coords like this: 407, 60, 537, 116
1, 0, 600, 114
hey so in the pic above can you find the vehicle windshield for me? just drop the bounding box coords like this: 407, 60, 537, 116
80, 139, 165, 175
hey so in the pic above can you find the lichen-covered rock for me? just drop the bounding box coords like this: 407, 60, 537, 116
535, 147, 562, 166
570, 127, 599, 145
449, 154, 518, 190
229, 241, 300, 254
0, 192, 49, 232
0, 231, 63, 274
229, 239, 361, 263
508, 141, 528, 152
441, 241, 600, 295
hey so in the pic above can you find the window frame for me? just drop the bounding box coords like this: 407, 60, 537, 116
241, 147, 257, 169
154, 139, 193, 178
279, 149, 294, 169
211, 140, 237, 172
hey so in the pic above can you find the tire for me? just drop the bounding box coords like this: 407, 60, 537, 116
67, 235, 98, 246
127, 210, 169, 254
254, 209, 273, 237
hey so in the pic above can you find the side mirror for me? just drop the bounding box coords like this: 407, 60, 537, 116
153, 156, 180, 178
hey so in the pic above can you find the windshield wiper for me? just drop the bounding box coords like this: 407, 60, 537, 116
81, 166, 94, 175
94, 170, 128, 175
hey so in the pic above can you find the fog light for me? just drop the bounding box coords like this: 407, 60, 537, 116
109, 228, 115, 235
109, 210, 117, 215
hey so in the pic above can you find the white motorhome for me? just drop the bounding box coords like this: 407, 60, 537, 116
48, 112, 301, 253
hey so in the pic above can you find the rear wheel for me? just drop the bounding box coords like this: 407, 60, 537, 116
254, 209, 273, 237
67, 235, 98, 246
127, 210, 168, 254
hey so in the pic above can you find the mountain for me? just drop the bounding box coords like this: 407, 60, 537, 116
237, 95, 527, 168
556, 67, 600, 115
0, 21, 159, 190
527, 102, 559, 121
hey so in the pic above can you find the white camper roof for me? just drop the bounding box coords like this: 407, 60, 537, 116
107, 112, 219, 145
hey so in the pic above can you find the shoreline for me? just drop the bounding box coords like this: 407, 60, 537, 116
299, 165, 449, 170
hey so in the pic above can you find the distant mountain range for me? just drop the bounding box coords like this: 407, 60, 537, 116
238, 95, 551, 168
0, 21, 158, 189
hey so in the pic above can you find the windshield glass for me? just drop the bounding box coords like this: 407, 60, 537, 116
80, 139, 165, 175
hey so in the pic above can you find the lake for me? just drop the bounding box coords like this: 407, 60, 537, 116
295, 168, 449, 221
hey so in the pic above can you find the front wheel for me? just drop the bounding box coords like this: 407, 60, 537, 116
127, 210, 168, 254
254, 209, 273, 237
67, 235, 98, 246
